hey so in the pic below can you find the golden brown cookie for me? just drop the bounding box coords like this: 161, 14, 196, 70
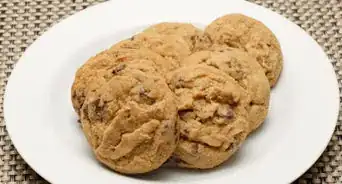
205, 14, 283, 87
143, 22, 212, 52
166, 65, 249, 169
71, 47, 176, 115
111, 32, 191, 64
80, 62, 178, 174
181, 47, 270, 132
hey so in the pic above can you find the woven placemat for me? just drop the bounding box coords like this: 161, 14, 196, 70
0, 0, 341, 183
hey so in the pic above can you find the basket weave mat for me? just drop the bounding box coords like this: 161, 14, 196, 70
0, 0, 341, 183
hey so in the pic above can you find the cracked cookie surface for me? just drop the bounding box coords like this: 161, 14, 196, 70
181, 47, 270, 132
111, 32, 191, 65
143, 22, 212, 52
80, 62, 178, 174
205, 14, 283, 87
71, 47, 177, 115
166, 65, 249, 169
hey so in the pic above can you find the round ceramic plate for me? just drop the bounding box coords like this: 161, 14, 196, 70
4, 0, 339, 183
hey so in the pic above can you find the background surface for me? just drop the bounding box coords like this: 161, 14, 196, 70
0, 0, 341, 183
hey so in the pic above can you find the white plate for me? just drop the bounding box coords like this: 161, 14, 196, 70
4, 0, 339, 183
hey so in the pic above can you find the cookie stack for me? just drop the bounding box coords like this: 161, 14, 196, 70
71, 14, 283, 174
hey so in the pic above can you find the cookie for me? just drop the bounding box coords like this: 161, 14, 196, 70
71, 47, 176, 115
167, 65, 249, 169
143, 22, 212, 52
107, 47, 178, 73
111, 32, 191, 64
205, 14, 283, 87
181, 47, 270, 132
80, 62, 178, 174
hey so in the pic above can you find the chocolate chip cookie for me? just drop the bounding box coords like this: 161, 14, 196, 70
205, 14, 283, 87
111, 32, 191, 64
181, 47, 270, 132
80, 62, 178, 174
167, 65, 249, 169
143, 22, 212, 52
71, 47, 176, 115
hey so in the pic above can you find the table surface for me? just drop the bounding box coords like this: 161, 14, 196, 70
0, 0, 341, 183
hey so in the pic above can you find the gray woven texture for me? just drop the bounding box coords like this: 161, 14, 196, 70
0, 0, 341, 183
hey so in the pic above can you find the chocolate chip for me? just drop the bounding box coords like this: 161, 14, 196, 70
112, 64, 126, 74
175, 78, 185, 88
130, 36, 135, 40
139, 87, 146, 95
201, 58, 207, 63
190, 35, 196, 42
225, 109, 234, 119
178, 109, 193, 117
138, 88, 156, 105
229, 101, 238, 107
